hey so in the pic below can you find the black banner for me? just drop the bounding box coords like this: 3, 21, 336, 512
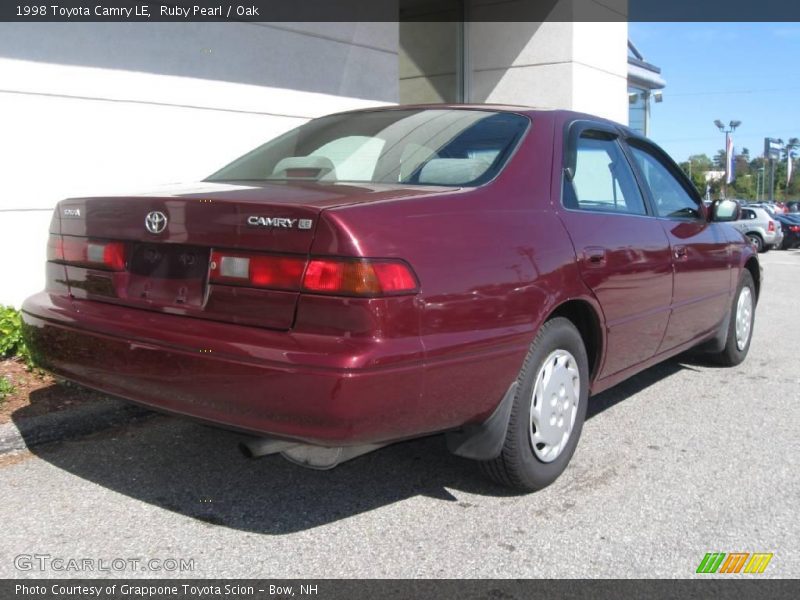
3, 579, 800, 600
3, 0, 800, 23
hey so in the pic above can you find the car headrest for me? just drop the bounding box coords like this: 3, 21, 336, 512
417, 158, 491, 185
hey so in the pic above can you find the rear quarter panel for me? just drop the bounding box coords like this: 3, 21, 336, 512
310, 113, 596, 432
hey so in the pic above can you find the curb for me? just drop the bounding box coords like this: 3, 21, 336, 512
0, 398, 152, 456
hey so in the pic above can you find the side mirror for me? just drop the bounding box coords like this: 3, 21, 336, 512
710, 199, 741, 222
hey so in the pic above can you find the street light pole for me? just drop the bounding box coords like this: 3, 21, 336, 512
714, 119, 742, 199
770, 156, 776, 202
757, 167, 765, 201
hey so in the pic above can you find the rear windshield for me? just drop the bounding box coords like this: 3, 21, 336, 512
207, 109, 529, 187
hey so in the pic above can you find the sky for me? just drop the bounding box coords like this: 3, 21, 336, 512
629, 22, 800, 164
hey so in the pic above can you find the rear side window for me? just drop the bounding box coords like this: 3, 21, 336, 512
629, 145, 701, 219
563, 134, 646, 215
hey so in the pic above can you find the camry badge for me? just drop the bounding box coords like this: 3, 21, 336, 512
247, 216, 313, 229
145, 211, 168, 234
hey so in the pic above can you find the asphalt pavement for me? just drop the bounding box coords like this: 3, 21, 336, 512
1, 250, 798, 579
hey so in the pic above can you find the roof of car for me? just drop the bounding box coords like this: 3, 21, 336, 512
327, 103, 634, 136
332, 103, 579, 117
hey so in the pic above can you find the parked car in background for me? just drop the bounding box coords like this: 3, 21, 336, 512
775, 213, 800, 249
730, 206, 781, 252
770, 215, 784, 249
758, 204, 800, 249
20, 106, 761, 491
754, 202, 782, 216
778, 218, 800, 249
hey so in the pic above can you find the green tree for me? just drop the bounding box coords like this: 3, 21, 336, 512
714, 150, 726, 169
731, 173, 755, 200
680, 154, 715, 197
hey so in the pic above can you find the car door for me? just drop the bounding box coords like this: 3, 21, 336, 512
557, 122, 673, 378
732, 208, 757, 236
625, 140, 732, 352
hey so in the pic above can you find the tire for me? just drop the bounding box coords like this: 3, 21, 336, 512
710, 271, 756, 366
746, 233, 763, 253
479, 317, 589, 491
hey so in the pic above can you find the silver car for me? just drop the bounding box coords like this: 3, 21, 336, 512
731, 206, 781, 252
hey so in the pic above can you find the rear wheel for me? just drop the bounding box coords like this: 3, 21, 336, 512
710, 271, 755, 366
479, 317, 589, 491
746, 233, 763, 253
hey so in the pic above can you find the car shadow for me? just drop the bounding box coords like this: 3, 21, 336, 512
587, 355, 698, 419
21, 355, 693, 535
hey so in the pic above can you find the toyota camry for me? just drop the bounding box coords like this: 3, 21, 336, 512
21, 106, 760, 490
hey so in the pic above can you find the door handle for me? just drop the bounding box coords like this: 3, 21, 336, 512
583, 246, 607, 266
673, 245, 688, 260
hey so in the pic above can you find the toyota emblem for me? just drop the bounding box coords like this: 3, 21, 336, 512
145, 211, 168, 234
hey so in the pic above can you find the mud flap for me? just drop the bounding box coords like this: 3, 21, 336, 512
445, 381, 518, 461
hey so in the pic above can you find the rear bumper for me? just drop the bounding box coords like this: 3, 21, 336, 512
21, 292, 426, 446
784, 231, 800, 247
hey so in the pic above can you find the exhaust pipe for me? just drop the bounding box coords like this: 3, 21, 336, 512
281, 443, 384, 470
239, 436, 384, 469
238, 438, 298, 459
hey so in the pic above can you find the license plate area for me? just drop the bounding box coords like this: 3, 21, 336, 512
128, 243, 209, 279
126, 243, 209, 307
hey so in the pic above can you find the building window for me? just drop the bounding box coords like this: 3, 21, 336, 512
628, 87, 648, 135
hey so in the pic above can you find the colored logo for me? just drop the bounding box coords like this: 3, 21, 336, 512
696, 552, 773, 574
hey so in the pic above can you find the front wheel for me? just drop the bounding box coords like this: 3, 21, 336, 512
479, 317, 589, 491
710, 271, 756, 366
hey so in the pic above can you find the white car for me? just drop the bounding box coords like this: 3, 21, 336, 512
730, 206, 781, 252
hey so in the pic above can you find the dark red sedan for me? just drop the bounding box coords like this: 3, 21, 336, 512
22, 106, 759, 490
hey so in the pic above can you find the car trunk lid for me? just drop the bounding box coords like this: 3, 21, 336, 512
52, 181, 448, 329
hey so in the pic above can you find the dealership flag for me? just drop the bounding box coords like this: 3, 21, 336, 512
726, 135, 735, 184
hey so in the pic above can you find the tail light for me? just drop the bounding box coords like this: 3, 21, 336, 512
790, 225, 800, 233
47, 238, 420, 297
210, 250, 419, 297
768, 221, 776, 232
303, 258, 418, 296
47, 235, 126, 271
210, 251, 305, 291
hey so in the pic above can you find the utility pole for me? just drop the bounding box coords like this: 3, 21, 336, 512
770, 159, 776, 202
755, 168, 761, 201
715, 119, 741, 199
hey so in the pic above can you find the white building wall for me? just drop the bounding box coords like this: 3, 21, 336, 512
0, 14, 630, 308
467, 19, 628, 123
0, 22, 398, 307
570, 21, 628, 123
